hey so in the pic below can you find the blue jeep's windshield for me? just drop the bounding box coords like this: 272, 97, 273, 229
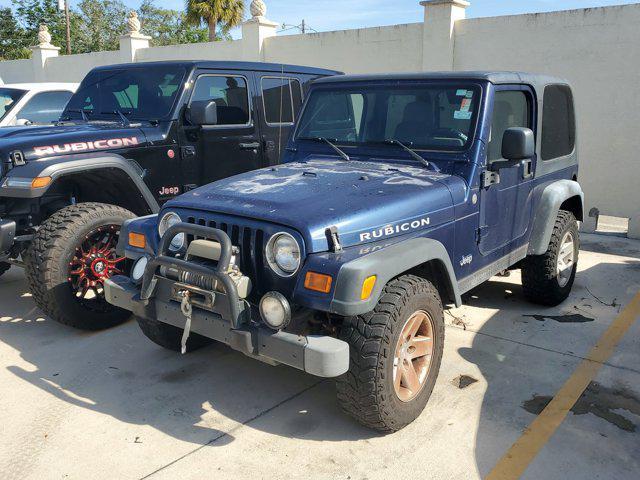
295, 83, 481, 152
62, 65, 186, 122
0, 88, 27, 122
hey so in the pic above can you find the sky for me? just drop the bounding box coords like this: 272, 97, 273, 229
2, 0, 638, 38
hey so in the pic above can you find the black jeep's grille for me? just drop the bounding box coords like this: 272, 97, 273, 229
186, 216, 266, 295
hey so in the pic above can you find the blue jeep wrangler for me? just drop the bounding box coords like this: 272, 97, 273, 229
104, 72, 583, 432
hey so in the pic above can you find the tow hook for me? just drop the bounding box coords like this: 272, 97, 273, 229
178, 290, 193, 354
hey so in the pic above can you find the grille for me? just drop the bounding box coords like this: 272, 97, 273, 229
186, 216, 266, 294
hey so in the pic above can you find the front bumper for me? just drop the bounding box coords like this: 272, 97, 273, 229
104, 222, 349, 378
0, 219, 16, 259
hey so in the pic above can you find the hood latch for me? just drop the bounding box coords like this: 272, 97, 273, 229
326, 226, 343, 253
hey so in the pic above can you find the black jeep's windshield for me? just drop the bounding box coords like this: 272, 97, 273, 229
0, 88, 27, 122
62, 65, 186, 122
296, 83, 481, 152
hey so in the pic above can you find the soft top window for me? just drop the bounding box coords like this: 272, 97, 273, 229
295, 83, 481, 152
541, 84, 575, 160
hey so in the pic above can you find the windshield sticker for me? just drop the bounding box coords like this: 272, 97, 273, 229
460, 98, 472, 112
456, 89, 468, 97
454, 110, 473, 120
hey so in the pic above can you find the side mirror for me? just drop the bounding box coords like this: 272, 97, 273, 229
502, 127, 535, 161
188, 100, 218, 126
15, 118, 32, 126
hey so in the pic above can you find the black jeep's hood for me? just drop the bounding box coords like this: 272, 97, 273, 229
0, 123, 149, 163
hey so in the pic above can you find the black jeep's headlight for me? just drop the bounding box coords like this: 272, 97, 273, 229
265, 232, 301, 277
158, 212, 185, 252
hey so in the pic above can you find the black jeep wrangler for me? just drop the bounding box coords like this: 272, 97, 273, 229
0, 60, 338, 329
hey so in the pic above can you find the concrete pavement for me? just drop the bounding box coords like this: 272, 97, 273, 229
0, 233, 638, 480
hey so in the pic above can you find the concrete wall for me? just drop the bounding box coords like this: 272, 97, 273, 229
1, 1, 638, 223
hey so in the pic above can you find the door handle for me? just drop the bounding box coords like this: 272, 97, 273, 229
239, 142, 260, 150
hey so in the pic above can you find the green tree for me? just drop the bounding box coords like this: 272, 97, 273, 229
139, 0, 211, 46
75, 0, 127, 53
185, 0, 245, 42
0, 8, 30, 60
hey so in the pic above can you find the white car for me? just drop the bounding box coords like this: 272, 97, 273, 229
0, 83, 78, 127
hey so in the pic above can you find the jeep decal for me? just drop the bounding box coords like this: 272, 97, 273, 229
33, 137, 139, 156
359, 217, 430, 242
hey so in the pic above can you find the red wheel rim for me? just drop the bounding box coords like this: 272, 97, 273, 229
68, 224, 125, 308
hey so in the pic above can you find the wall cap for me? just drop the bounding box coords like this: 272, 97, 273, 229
420, 0, 470, 8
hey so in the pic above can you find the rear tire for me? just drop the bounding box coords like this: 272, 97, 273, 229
136, 316, 212, 352
336, 275, 445, 432
522, 210, 579, 306
0, 262, 10, 278
25, 203, 136, 330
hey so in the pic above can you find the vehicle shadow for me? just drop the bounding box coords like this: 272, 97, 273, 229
0, 267, 378, 453
457, 247, 640, 477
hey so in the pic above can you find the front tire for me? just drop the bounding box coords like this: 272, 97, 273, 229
336, 275, 445, 432
25, 203, 136, 330
522, 210, 579, 306
136, 316, 212, 352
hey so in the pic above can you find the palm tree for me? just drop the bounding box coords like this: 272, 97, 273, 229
185, 0, 245, 42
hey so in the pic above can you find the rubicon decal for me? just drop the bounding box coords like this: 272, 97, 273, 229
359, 217, 431, 242
33, 137, 139, 156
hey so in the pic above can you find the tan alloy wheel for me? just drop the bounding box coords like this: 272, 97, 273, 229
393, 310, 435, 402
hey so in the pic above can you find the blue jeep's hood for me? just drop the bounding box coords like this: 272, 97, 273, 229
167, 158, 461, 252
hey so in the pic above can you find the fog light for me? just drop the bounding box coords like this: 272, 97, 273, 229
259, 292, 291, 330
131, 256, 149, 284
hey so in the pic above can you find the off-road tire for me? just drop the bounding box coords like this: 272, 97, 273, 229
25, 203, 135, 330
136, 316, 212, 353
336, 275, 445, 432
522, 210, 579, 306
0, 262, 10, 278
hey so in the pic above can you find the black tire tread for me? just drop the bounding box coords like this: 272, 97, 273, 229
522, 210, 579, 306
25, 202, 135, 330
336, 274, 444, 432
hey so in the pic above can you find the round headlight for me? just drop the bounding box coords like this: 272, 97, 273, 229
266, 233, 301, 276
158, 212, 185, 251
259, 292, 291, 330
131, 256, 148, 284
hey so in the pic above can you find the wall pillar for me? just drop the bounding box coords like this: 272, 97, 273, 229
421, 0, 470, 71
30, 24, 60, 81
629, 216, 640, 240
242, 0, 278, 61
119, 10, 151, 62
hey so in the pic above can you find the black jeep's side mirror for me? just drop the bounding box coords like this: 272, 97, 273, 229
188, 100, 218, 126
501, 127, 535, 161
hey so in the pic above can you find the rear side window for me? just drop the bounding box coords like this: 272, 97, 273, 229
17, 90, 73, 124
261, 77, 303, 125
541, 85, 575, 160
488, 90, 531, 161
191, 75, 250, 126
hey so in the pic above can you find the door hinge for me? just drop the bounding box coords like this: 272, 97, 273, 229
181, 146, 196, 158
482, 171, 500, 188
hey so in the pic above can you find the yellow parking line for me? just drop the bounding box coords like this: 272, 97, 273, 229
486, 291, 640, 480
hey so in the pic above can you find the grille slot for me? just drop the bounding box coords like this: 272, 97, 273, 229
187, 216, 265, 292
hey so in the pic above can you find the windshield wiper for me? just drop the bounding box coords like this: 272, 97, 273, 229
60, 108, 91, 123
300, 137, 351, 162
384, 139, 431, 169
100, 109, 132, 126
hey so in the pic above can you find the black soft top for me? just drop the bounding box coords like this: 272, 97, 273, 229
90, 60, 340, 76
313, 71, 570, 93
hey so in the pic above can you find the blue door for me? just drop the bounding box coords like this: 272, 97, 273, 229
479, 85, 536, 256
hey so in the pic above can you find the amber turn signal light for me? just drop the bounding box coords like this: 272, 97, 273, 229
31, 176, 52, 189
128, 232, 146, 249
304, 272, 333, 293
361, 275, 377, 300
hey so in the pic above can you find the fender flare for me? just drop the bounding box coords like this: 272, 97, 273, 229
330, 237, 461, 316
1, 153, 159, 213
528, 179, 584, 256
